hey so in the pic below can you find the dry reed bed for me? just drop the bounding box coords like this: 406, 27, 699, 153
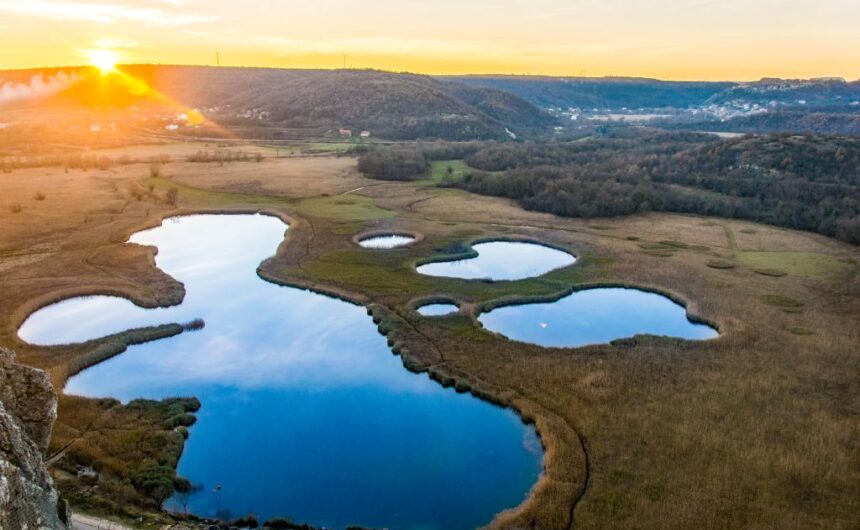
0, 152, 857, 528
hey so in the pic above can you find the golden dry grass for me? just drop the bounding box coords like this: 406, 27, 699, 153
0, 143, 858, 529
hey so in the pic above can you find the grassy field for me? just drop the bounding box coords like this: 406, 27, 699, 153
0, 140, 858, 529
427, 159, 472, 184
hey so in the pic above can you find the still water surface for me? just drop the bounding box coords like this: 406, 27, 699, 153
19, 215, 542, 530
416, 241, 575, 281
417, 303, 460, 317
358, 234, 416, 249
479, 288, 718, 348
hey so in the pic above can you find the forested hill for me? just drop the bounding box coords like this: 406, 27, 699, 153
447, 76, 860, 117
705, 78, 860, 108
444, 76, 734, 109
451, 133, 860, 243
358, 132, 860, 244
0, 66, 557, 140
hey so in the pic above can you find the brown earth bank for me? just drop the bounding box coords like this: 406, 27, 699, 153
0, 141, 858, 529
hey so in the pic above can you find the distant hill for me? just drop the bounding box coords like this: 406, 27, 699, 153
672, 111, 860, 137
447, 75, 860, 113
444, 75, 735, 109
0, 66, 557, 140
705, 78, 860, 108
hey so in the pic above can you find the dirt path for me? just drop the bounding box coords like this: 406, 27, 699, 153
70, 513, 136, 530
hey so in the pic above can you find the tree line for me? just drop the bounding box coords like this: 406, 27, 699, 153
358, 131, 860, 244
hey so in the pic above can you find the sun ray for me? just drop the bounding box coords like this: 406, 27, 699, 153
87, 49, 118, 74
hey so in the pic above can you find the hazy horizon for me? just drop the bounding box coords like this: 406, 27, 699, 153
0, 0, 858, 81
1, 63, 857, 85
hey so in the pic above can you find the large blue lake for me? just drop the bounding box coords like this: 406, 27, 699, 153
19, 214, 542, 530
479, 288, 718, 348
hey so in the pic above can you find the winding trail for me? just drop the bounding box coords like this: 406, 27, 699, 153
71, 513, 137, 530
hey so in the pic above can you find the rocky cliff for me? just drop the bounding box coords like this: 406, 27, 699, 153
0, 347, 68, 529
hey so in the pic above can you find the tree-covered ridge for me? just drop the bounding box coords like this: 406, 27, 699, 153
445, 76, 734, 109
671, 111, 860, 137
457, 133, 860, 243
0, 66, 558, 141
359, 132, 860, 243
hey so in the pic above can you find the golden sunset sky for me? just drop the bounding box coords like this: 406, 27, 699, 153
0, 0, 858, 80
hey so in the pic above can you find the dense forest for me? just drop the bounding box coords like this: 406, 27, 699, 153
355, 141, 483, 180
359, 132, 860, 243
672, 111, 860, 137
704, 78, 860, 108
447, 76, 860, 112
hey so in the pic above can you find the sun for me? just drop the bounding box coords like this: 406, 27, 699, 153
88, 49, 118, 74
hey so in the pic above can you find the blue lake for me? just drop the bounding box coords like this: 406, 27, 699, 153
416, 241, 575, 281
19, 214, 542, 530
479, 288, 718, 348
417, 303, 460, 317
358, 234, 416, 249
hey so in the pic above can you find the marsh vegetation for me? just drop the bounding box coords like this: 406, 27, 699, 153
23, 214, 542, 530
0, 140, 856, 529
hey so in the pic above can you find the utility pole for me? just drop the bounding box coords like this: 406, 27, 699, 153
216, 51, 220, 67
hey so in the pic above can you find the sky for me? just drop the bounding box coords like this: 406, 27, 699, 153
0, 0, 858, 80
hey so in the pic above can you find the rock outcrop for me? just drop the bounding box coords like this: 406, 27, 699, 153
0, 347, 67, 529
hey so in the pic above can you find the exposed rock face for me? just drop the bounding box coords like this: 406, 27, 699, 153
0, 348, 67, 530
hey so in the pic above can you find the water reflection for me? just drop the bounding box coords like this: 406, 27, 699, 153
358, 234, 416, 249
417, 303, 460, 317
417, 241, 575, 281
19, 214, 542, 530
479, 288, 717, 348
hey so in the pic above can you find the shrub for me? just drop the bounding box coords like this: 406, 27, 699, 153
9, 202, 22, 213
229, 515, 260, 528
263, 519, 319, 530
130, 463, 175, 501
173, 476, 192, 493
183, 318, 206, 331
357, 148, 429, 180
706, 259, 735, 269
163, 413, 197, 429
760, 294, 803, 308
150, 164, 162, 178
166, 187, 179, 205
33, 191, 46, 200
754, 268, 787, 277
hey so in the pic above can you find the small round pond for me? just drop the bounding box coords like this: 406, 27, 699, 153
358, 234, 416, 249
417, 241, 575, 281
417, 303, 460, 317
18, 214, 542, 530
479, 288, 717, 348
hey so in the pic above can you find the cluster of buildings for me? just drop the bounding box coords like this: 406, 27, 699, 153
339, 128, 371, 138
